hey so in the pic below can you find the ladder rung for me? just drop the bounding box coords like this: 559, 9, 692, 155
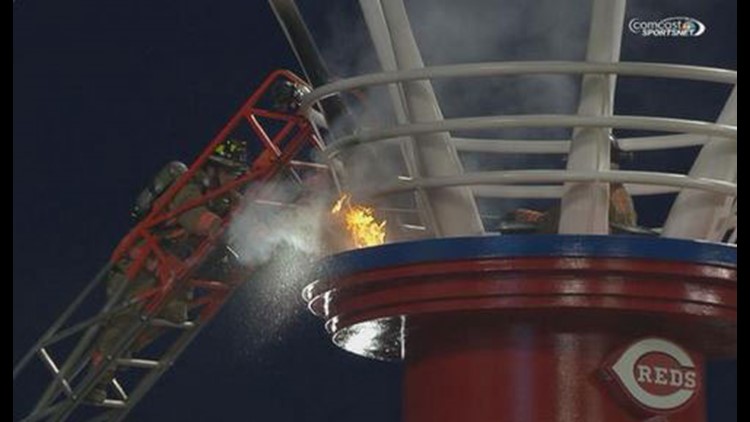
289, 160, 328, 169
115, 358, 161, 369
149, 319, 195, 329
111, 378, 128, 401
90, 399, 127, 409
37, 348, 74, 397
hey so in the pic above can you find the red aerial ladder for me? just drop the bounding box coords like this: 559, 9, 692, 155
12, 69, 328, 422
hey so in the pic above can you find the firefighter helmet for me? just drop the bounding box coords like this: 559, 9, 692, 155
131, 161, 188, 220
270, 80, 309, 112
209, 138, 248, 169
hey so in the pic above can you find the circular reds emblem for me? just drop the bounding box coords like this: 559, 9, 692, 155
603, 338, 700, 414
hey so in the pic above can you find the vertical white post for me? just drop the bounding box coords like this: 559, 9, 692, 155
358, 0, 410, 125
379, 0, 484, 236
558, 0, 626, 234
662, 86, 737, 240
358, 0, 438, 234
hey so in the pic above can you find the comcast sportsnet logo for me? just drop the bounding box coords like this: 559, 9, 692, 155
602, 338, 700, 415
629, 17, 706, 37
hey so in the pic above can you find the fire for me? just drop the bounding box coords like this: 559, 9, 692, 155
331, 194, 387, 248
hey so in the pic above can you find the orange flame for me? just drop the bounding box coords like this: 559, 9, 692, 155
331, 194, 387, 248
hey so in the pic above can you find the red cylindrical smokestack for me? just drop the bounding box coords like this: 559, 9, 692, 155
304, 236, 736, 422
403, 315, 707, 422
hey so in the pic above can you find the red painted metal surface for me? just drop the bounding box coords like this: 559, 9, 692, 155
306, 254, 736, 421
403, 314, 706, 422
110, 69, 325, 324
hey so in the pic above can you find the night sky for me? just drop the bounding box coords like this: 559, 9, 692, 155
14, 1, 735, 421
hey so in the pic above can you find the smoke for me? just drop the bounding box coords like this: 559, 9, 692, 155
227, 194, 328, 266
306, 0, 594, 225
223, 183, 343, 356
406, 0, 588, 220
407, 0, 590, 136
316, 0, 591, 125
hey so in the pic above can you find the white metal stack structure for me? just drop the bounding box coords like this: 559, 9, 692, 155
295, 0, 736, 244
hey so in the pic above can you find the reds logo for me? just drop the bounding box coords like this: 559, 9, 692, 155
603, 338, 700, 414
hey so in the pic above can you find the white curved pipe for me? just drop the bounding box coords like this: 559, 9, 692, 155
365, 169, 736, 198
300, 61, 736, 111
451, 133, 710, 154
327, 115, 736, 154
471, 184, 680, 199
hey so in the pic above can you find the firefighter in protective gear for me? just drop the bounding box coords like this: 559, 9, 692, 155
270, 80, 308, 113
130, 161, 188, 221
87, 138, 247, 403
501, 136, 638, 234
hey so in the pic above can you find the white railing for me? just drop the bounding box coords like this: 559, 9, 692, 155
301, 61, 737, 243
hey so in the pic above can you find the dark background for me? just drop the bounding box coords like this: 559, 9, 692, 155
14, 1, 736, 421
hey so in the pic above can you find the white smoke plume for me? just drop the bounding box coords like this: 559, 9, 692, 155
228, 197, 327, 266
223, 183, 342, 355
304, 0, 593, 226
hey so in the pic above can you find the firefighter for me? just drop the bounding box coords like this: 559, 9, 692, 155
501, 136, 638, 234
86, 138, 247, 403
270, 80, 308, 113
